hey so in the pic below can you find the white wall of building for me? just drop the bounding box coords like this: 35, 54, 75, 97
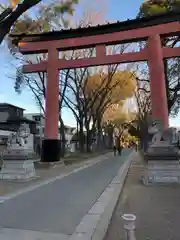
0, 130, 14, 136
0, 130, 13, 144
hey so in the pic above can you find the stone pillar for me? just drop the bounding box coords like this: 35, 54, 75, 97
148, 34, 169, 129
41, 47, 60, 162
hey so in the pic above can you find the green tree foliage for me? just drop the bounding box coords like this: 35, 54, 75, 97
138, 0, 180, 17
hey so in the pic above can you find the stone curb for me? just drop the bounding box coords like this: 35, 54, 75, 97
69, 151, 135, 240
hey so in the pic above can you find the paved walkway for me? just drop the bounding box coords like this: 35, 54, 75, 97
0, 152, 110, 197
105, 153, 180, 240
0, 150, 131, 239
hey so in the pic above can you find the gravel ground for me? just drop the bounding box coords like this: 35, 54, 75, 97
105, 155, 180, 240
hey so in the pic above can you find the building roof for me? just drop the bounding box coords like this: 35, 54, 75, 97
24, 113, 44, 121
0, 103, 24, 110
25, 113, 44, 117
7, 116, 37, 124
10, 11, 180, 44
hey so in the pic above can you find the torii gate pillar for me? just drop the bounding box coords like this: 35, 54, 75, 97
41, 47, 61, 162
148, 34, 169, 128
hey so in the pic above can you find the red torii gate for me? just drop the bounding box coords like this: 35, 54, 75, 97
10, 11, 180, 162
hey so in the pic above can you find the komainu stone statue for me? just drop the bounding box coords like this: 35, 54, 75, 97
142, 118, 180, 185
7, 123, 30, 148
4, 123, 35, 159
145, 119, 180, 161
0, 123, 36, 181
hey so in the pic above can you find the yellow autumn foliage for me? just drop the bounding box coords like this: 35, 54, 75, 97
9, 0, 20, 9
85, 71, 136, 112
103, 103, 129, 124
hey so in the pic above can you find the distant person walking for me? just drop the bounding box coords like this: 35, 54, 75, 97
113, 136, 122, 156
117, 138, 122, 156
113, 134, 118, 156
113, 145, 117, 156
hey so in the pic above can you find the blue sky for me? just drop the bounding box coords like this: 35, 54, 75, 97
0, 0, 179, 127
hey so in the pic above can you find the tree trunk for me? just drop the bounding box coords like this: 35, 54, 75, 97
107, 126, 113, 149
75, 120, 79, 150
97, 119, 103, 151
84, 116, 92, 153
85, 127, 91, 153
0, 2, 40, 44
91, 120, 96, 152
59, 116, 66, 157
79, 121, 84, 152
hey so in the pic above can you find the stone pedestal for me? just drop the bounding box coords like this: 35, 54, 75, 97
145, 144, 180, 161
2, 148, 35, 160
143, 160, 180, 185
0, 160, 36, 181
0, 148, 36, 181
142, 141, 180, 184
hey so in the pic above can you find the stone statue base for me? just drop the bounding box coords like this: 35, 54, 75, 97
0, 160, 36, 181
0, 147, 36, 181
142, 160, 180, 185
144, 145, 180, 161
2, 148, 35, 160
143, 143, 180, 184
